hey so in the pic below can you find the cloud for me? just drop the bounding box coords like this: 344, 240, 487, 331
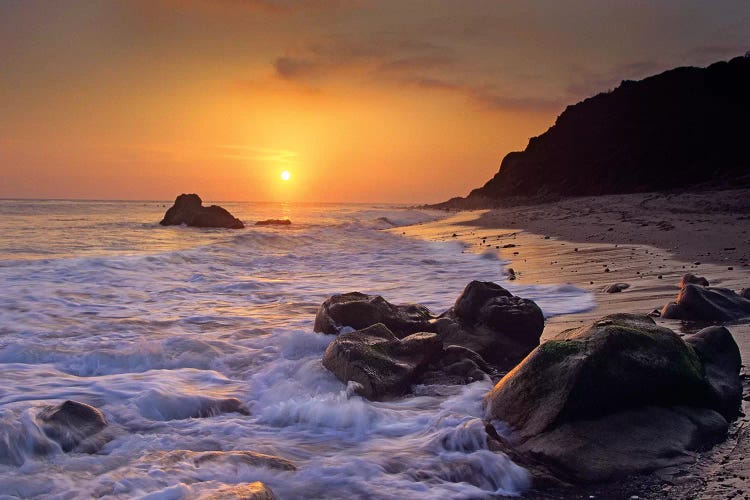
406, 76, 561, 113
274, 57, 323, 80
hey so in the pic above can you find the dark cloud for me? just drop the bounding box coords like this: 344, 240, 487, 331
375, 55, 453, 74
274, 57, 323, 79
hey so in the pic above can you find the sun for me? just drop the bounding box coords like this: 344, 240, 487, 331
280, 170, 291, 181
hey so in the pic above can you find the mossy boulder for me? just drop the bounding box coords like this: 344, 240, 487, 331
484, 314, 741, 483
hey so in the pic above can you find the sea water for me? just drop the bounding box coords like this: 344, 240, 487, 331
0, 200, 594, 499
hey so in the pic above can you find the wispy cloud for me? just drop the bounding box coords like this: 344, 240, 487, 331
218, 145, 298, 164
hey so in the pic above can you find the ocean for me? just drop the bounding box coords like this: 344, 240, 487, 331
0, 199, 594, 499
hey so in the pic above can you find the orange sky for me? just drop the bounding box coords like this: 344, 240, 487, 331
1, 1, 749, 203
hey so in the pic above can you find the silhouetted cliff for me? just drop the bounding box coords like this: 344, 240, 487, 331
443, 56, 750, 207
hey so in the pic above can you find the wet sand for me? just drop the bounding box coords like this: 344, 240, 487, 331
394, 188, 750, 499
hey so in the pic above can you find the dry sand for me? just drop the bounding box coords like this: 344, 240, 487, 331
393, 188, 750, 499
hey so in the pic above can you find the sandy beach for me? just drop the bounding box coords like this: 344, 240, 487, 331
396, 187, 750, 499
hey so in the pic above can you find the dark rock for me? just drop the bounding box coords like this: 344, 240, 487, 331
322, 323, 443, 400
255, 219, 291, 226
37, 400, 108, 453
603, 283, 630, 293
200, 482, 278, 500
741, 288, 750, 299
680, 273, 709, 288
661, 284, 750, 321
685, 326, 743, 419
438, 281, 544, 369
159, 194, 244, 229
313, 292, 435, 338
484, 314, 738, 483
418, 345, 497, 385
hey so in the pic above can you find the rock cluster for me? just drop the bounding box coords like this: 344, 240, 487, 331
316, 281, 545, 400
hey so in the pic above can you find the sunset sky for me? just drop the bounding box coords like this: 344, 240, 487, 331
2, 1, 749, 203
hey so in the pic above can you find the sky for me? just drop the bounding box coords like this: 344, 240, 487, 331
1, 1, 749, 203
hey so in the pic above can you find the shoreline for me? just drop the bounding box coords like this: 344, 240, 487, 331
394, 189, 750, 498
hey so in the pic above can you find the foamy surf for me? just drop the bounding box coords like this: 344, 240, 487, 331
0, 200, 593, 498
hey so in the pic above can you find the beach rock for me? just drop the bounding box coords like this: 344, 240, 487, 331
314, 292, 435, 337
484, 314, 738, 483
201, 482, 277, 500
681, 273, 710, 288
159, 193, 244, 229
255, 219, 291, 226
322, 323, 442, 400
437, 281, 544, 369
661, 284, 750, 321
685, 326, 743, 419
603, 283, 630, 293
37, 400, 108, 453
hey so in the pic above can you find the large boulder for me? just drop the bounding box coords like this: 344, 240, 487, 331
661, 283, 750, 321
685, 326, 743, 419
322, 323, 443, 400
314, 292, 435, 337
37, 400, 108, 453
484, 314, 741, 483
159, 194, 244, 229
437, 281, 545, 369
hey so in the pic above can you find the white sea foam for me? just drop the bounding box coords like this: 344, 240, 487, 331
0, 201, 594, 498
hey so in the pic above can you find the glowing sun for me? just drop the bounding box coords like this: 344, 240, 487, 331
280, 170, 291, 181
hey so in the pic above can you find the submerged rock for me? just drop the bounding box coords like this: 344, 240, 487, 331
37, 400, 108, 453
314, 292, 435, 337
322, 323, 443, 400
155, 449, 296, 471
484, 314, 741, 483
255, 219, 291, 226
661, 283, 750, 321
159, 193, 244, 229
201, 482, 278, 500
135, 391, 250, 421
